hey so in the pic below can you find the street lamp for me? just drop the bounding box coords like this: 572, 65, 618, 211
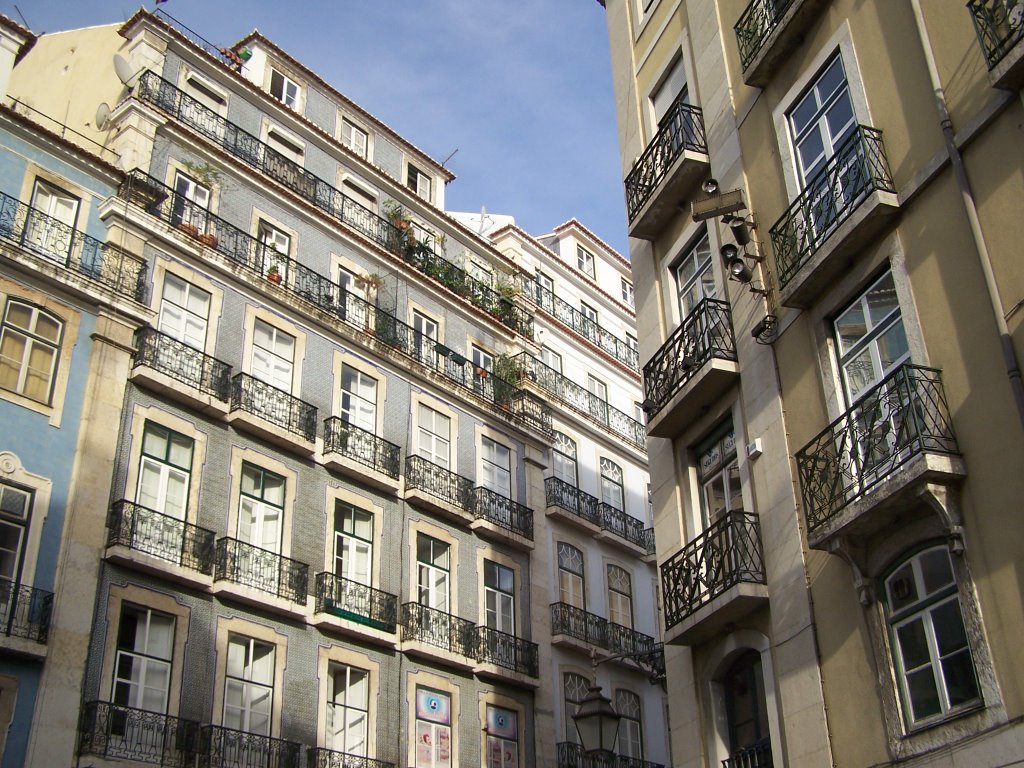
572, 682, 621, 757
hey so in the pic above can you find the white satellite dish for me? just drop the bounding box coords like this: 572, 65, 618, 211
113, 54, 137, 86
95, 102, 111, 130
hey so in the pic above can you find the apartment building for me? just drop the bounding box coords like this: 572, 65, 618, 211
2, 6, 664, 767
598, 0, 1024, 766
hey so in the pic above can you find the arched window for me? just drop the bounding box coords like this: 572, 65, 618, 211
615, 689, 644, 760
557, 543, 585, 609
722, 650, 770, 765
600, 458, 624, 512
563, 672, 590, 742
0, 301, 63, 404
552, 432, 578, 487
607, 564, 633, 629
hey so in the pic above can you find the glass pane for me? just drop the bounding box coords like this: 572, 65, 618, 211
817, 58, 846, 102
797, 129, 825, 177
886, 563, 918, 611
906, 668, 941, 721
147, 612, 175, 658
226, 638, 247, 678
920, 549, 954, 595
262, 474, 285, 507
897, 619, 931, 670
35, 313, 61, 342
825, 94, 854, 141
866, 273, 898, 325
941, 648, 980, 707
877, 322, 909, 373
931, 599, 969, 656
250, 642, 275, 684
835, 304, 867, 355
843, 347, 877, 400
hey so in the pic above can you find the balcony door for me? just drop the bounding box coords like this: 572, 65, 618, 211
158, 274, 210, 351
0, 483, 30, 622
340, 366, 378, 463
674, 231, 716, 320
251, 319, 294, 393
413, 311, 438, 368
417, 534, 450, 612
170, 170, 210, 232
334, 502, 373, 589
723, 650, 771, 767
237, 463, 285, 596
557, 543, 585, 610
135, 423, 193, 562
27, 179, 78, 259
327, 664, 369, 758
484, 560, 515, 635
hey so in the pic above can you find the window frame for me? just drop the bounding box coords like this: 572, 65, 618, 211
576, 246, 596, 279
621, 277, 635, 307
269, 67, 301, 110
557, 542, 586, 610
607, 564, 634, 629
600, 457, 625, 513
340, 116, 370, 160
407, 163, 433, 202
0, 299, 63, 407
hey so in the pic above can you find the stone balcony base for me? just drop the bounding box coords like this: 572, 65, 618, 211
322, 450, 401, 495
104, 543, 213, 591
473, 661, 540, 689
664, 583, 770, 646
131, 365, 229, 418
227, 411, 316, 457
311, 610, 397, 649
211, 580, 307, 621
646, 359, 739, 438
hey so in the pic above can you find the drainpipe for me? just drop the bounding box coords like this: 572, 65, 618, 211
910, 0, 1024, 431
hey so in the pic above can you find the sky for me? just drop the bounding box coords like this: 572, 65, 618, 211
4, 0, 631, 256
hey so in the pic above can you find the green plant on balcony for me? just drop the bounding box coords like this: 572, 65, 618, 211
180, 159, 221, 187
492, 353, 525, 408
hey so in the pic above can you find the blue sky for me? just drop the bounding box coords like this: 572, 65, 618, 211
5, 0, 630, 256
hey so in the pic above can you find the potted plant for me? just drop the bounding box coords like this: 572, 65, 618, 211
354, 272, 384, 292
383, 201, 412, 231
267, 264, 283, 284
197, 230, 218, 248
176, 221, 199, 238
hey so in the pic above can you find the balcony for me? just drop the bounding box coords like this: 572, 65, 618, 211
400, 602, 478, 670
77, 701, 201, 767
199, 724, 300, 768
132, 327, 232, 416
597, 503, 654, 557
308, 746, 395, 768
625, 98, 709, 240
228, 373, 317, 455
661, 511, 768, 645
322, 417, 401, 494
312, 572, 398, 647
519, 354, 646, 451
550, 602, 607, 653
557, 742, 666, 768
606, 622, 657, 659
770, 125, 899, 308
474, 626, 540, 687
0, 577, 53, 656
134, 70, 533, 339
643, 299, 739, 437
0, 188, 147, 302
545, 477, 601, 533
105, 501, 216, 589
469, 486, 534, 550
796, 364, 965, 550
404, 455, 475, 524
734, 0, 829, 86
724, 739, 773, 768
213, 537, 309, 615
968, 0, 1024, 89
531, 283, 640, 372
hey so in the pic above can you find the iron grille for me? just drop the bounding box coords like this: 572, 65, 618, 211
0, 576, 53, 643
133, 326, 232, 401
399, 602, 478, 658
77, 701, 201, 767
550, 602, 608, 648
476, 626, 539, 677
323, 417, 401, 480
214, 537, 309, 605
471, 486, 534, 540
967, 0, 1024, 69
734, 0, 799, 70
229, 373, 318, 443
405, 455, 475, 514
107, 500, 216, 575
307, 746, 396, 768
531, 282, 639, 371
198, 724, 301, 768
314, 572, 398, 633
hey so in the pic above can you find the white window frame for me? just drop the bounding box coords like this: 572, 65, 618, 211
340, 117, 369, 159
223, 634, 275, 736
674, 230, 716, 320
158, 273, 210, 350
557, 542, 585, 609
417, 534, 450, 612
327, 663, 370, 757
480, 437, 512, 498
416, 403, 451, 470
576, 246, 596, 278
334, 501, 374, 588
0, 301, 62, 406
407, 163, 432, 201
250, 319, 295, 393
269, 68, 300, 109
112, 604, 175, 715
484, 559, 515, 635
621, 277, 635, 307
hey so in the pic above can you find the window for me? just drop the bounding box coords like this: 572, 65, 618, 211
615, 690, 644, 760
334, 501, 373, 587
238, 463, 285, 554
259, 220, 291, 262
338, 266, 359, 299
184, 71, 226, 113
412, 311, 439, 368
789, 55, 855, 189
158, 273, 210, 350
588, 374, 609, 423
0, 301, 62, 404
251, 319, 294, 392
224, 634, 275, 735
535, 272, 554, 311
626, 334, 639, 355
468, 261, 493, 287
576, 246, 596, 278
883, 546, 980, 726
417, 404, 451, 469
341, 118, 368, 158
675, 231, 716, 319
539, 346, 562, 374
621, 278, 635, 307
481, 437, 512, 498
484, 560, 515, 634
266, 127, 304, 164
634, 401, 645, 424
327, 663, 369, 756
415, 687, 452, 767
407, 163, 432, 201
471, 347, 493, 393
651, 56, 688, 129
269, 69, 299, 109
0, 482, 31, 585
485, 705, 519, 768
600, 458, 625, 512
341, 366, 378, 433
342, 179, 377, 215
136, 421, 193, 521
723, 651, 770, 764
113, 605, 174, 714
580, 302, 598, 327
557, 542, 585, 609
552, 432, 578, 487
563, 672, 590, 742
27, 179, 79, 257
417, 534, 450, 611
170, 170, 210, 233
698, 428, 741, 525
607, 565, 633, 628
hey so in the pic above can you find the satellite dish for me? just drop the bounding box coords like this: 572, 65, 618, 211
95, 102, 111, 130
113, 54, 137, 86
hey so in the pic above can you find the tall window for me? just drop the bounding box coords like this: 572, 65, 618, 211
674, 231, 715, 319
563, 672, 590, 742
698, 428, 741, 525
224, 634, 274, 735
723, 651, 770, 764
621, 278, 635, 307
485, 705, 519, 768
251, 319, 294, 392
484, 559, 515, 634
415, 687, 452, 767
238, 463, 285, 554
884, 546, 980, 726
341, 118, 368, 158
158, 274, 210, 350
27, 179, 78, 257
327, 663, 369, 756
341, 366, 377, 433
0, 301, 62, 404
576, 246, 596, 278
552, 432, 578, 487
481, 437, 512, 498
651, 56, 688, 129
535, 272, 554, 312
788, 54, 855, 189
334, 501, 373, 587
270, 69, 299, 108
407, 164, 432, 201
557, 542, 585, 609
600, 458, 625, 512
607, 565, 633, 628
113, 605, 174, 714
412, 311, 439, 368
170, 170, 210, 231
136, 422, 193, 520
258, 221, 291, 279
580, 302, 599, 327
0, 482, 31, 585
417, 404, 451, 469
539, 346, 562, 374
472, 346, 493, 394
417, 534, 450, 612
615, 690, 644, 760
588, 374, 609, 423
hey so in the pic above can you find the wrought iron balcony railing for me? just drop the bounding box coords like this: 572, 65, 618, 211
734, 0, 799, 70
314, 572, 398, 633
796, 364, 960, 534
606, 622, 658, 659
770, 125, 896, 289
77, 701, 201, 767
476, 625, 540, 677
230, 373, 317, 443
625, 97, 708, 222
640, 527, 657, 557
556, 741, 666, 768
214, 537, 309, 605
134, 326, 232, 401
531, 281, 639, 371
599, 503, 652, 551
134, 69, 533, 338
471, 486, 534, 540
518, 353, 645, 450
0, 188, 147, 301
723, 738, 773, 768
323, 416, 401, 480
1, 576, 53, 643
661, 511, 766, 630
199, 723, 301, 768
545, 476, 601, 526
107, 500, 216, 575
308, 746, 396, 768
642, 298, 737, 419
400, 602, 478, 658
405, 455, 475, 514
550, 602, 608, 648
968, 0, 1024, 69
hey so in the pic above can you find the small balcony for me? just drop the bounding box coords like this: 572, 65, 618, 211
307, 746, 395, 768
625, 98, 709, 240
77, 701, 201, 768
404, 455, 475, 524
606, 622, 657, 661
199, 724, 300, 768
400, 602, 478, 670
132, 327, 232, 416
968, 0, 1024, 89
770, 125, 899, 308
228, 373, 317, 456
545, 477, 602, 534
213, 537, 309, 615
643, 298, 739, 438
734, 0, 829, 86
557, 741, 666, 768
661, 511, 768, 645
531, 284, 640, 372
469, 486, 534, 550
796, 364, 965, 550
0, 577, 53, 656
322, 417, 401, 494
312, 572, 398, 647
474, 626, 540, 687
550, 602, 607, 653
723, 739, 773, 768
105, 501, 216, 589
597, 503, 654, 557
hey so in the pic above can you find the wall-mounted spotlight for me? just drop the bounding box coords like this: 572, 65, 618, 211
720, 243, 766, 295
729, 216, 753, 247
702, 178, 720, 195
